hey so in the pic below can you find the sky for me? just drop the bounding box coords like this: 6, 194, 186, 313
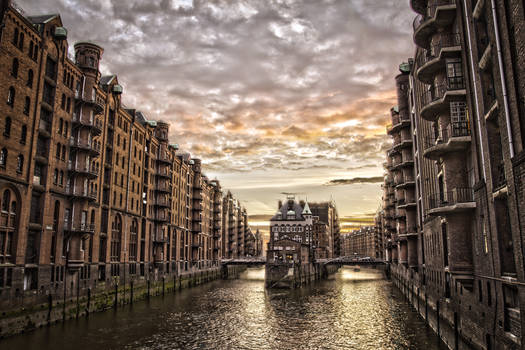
17, 0, 415, 231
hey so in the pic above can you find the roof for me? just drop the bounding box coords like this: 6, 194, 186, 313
270, 198, 307, 221
100, 75, 116, 86
28, 14, 58, 24
302, 202, 312, 215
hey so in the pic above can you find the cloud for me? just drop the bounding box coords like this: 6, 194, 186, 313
324, 176, 384, 186
17, 0, 413, 217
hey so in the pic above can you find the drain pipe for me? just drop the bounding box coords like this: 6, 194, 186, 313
463, 0, 487, 179
490, 0, 515, 158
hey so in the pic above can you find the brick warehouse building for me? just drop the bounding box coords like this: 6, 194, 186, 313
0, 1, 253, 314
376, 0, 525, 348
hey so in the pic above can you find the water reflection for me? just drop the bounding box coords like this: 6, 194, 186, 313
1, 267, 445, 350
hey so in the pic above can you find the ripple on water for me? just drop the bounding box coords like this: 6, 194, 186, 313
0, 268, 445, 350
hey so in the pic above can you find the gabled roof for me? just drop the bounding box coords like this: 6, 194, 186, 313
28, 14, 58, 24
100, 75, 116, 86
270, 198, 306, 221
302, 202, 312, 215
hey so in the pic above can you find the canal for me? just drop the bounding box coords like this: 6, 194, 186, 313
1, 267, 446, 350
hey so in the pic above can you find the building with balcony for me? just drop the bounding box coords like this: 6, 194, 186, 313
0, 1, 254, 313
376, 1, 525, 348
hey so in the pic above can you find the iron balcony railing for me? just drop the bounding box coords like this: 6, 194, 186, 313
424, 121, 470, 149
64, 222, 95, 233
420, 77, 465, 107
416, 33, 461, 68
428, 187, 474, 209
413, 0, 456, 32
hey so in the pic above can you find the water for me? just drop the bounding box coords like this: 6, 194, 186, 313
1, 267, 446, 350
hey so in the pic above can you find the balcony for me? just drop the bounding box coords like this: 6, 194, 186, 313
72, 113, 103, 135
64, 222, 95, 235
153, 212, 169, 222
69, 137, 101, 155
393, 137, 413, 152
423, 122, 471, 159
157, 152, 171, 164
388, 112, 411, 135
396, 175, 416, 189
416, 33, 461, 83
154, 168, 171, 179
392, 157, 414, 171
413, 0, 457, 49
66, 186, 97, 201
419, 78, 466, 121
38, 119, 52, 138
67, 160, 99, 178
154, 197, 170, 207
428, 187, 476, 215
155, 182, 171, 193
75, 93, 105, 114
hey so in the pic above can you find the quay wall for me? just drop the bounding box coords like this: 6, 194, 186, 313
0, 265, 246, 339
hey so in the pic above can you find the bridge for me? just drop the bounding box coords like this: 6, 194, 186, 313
221, 257, 387, 267
320, 257, 387, 267
220, 258, 266, 266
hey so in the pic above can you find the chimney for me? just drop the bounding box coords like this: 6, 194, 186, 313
299, 200, 305, 207
278, 200, 282, 209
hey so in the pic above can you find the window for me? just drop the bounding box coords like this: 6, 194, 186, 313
20, 125, 26, 144
29, 41, 33, 58
7, 87, 15, 106
61, 94, 66, 109
12, 28, 18, 46
59, 171, 64, 186
53, 169, 58, 184
16, 155, 23, 173
27, 69, 33, 88
64, 121, 68, 137
56, 143, 61, 159
446, 58, 464, 89
0, 149, 6, 167
129, 219, 138, 261
4, 117, 11, 137
66, 98, 71, 113
18, 33, 24, 50
0, 189, 17, 263
58, 118, 63, 134
110, 215, 122, 261
33, 45, 38, 61
23, 96, 30, 115
11, 58, 18, 78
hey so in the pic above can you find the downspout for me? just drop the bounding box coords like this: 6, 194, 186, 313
463, 0, 487, 179
490, 0, 515, 158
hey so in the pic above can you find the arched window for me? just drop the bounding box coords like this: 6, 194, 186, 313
12, 28, 18, 46
0, 148, 6, 167
2, 190, 9, 212
0, 188, 17, 262
4, 117, 11, 137
59, 170, 64, 186
66, 98, 71, 113
61, 94, 66, 109
7, 87, 15, 106
51, 201, 59, 263
62, 145, 66, 160
129, 219, 138, 261
53, 169, 58, 184
33, 45, 38, 61
20, 125, 27, 144
29, 41, 33, 58
55, 143, 61, 159
110, 215, 122, 261
27, 69, 33, 88
64, 121, 68, 137
16, 155, 23, 173
62, 69, 67, 84
23, 96, 30, 115
58, 118, 63, 134
11, 58, 18, 78
18, 33, 24, 50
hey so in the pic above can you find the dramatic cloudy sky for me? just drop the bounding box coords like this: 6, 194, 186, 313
19, 0, 414, 230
